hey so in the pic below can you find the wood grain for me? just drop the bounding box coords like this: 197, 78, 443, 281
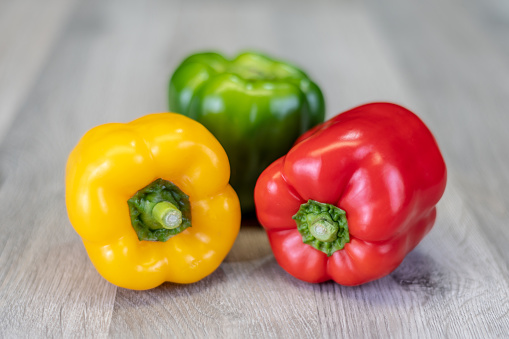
0, 0, 508, 337
0, 0, 78, 143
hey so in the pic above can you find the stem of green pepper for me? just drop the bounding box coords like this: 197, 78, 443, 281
152, 201, 182, 229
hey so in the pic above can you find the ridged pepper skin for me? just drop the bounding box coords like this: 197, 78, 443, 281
254, 103, 447, 285
65, 113, 241, 290
169, 51, 325, 212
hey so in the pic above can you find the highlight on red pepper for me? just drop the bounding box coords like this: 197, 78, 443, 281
254, 102, 447, 286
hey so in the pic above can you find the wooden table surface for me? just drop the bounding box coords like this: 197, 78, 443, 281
1, 0, 508, 337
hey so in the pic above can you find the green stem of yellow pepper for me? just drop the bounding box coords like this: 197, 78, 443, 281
128, 178, 192, 242
152, 201, 183, 230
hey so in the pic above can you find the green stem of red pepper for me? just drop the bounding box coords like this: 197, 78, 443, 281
293, 200, 349, 256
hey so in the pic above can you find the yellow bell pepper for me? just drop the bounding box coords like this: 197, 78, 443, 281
65, 113, 240, 290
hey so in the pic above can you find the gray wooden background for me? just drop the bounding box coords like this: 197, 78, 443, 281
1, 0, 508, 337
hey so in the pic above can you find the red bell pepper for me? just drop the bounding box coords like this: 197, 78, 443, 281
254, 102, 447, 285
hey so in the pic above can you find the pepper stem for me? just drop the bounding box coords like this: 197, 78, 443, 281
293, 200, 349, 256
127, 178, 192, 242
152, 201, 182, 229
309, 218, 339, 242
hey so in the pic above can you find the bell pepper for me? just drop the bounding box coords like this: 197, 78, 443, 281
168, 51, 325, 212
65, 113, 240, 290
254, 103, 447, 285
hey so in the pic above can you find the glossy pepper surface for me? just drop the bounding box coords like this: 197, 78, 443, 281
254, 103, 447, 285
169, 51, 325, 212
66, 113, 240, 290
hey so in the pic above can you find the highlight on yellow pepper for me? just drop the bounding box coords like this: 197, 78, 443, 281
65, 113, 241, 290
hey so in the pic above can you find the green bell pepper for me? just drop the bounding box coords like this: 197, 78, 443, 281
168, 51, 325, 212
